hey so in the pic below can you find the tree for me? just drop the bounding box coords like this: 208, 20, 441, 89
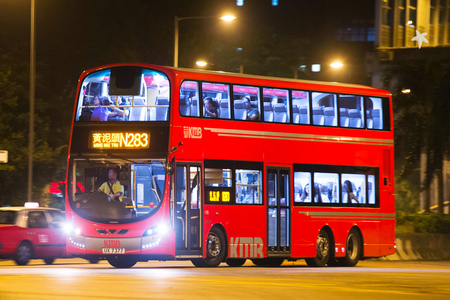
383, 59, 450, 213
0, 34, 72, 207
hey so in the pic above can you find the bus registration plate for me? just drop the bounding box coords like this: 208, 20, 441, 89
102, 248, 125, 254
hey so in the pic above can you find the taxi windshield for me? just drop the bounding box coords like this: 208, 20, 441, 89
68, 159, 166, 223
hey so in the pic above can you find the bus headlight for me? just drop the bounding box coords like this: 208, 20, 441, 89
143, 224, 168, 237
64, 223, 83, 236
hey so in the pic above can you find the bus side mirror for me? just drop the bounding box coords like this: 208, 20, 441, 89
165, 158, 175, 175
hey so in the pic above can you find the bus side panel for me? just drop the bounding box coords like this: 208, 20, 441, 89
290, 210, 319, 257
203, 205, 267, 259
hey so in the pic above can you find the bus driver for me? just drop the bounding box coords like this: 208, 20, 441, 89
98, 168, 124, 201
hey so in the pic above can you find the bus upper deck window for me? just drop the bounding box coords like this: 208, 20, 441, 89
365, 97, 383, 130
263, 88, 289, 123
76, 68, 170, 122
233, 85, 260, 121
180, 81, 199, 117
312, 93, 337, 126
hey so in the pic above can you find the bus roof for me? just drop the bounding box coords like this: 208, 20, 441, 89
82, 63, 391, 97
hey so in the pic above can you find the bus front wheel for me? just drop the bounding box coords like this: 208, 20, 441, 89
107, 256, 137, 268
305, 229, 331, 267
191, 227, 226, 267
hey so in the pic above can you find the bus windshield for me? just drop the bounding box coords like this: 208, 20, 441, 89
68, 160, 166, 223
76, 67, 170, 122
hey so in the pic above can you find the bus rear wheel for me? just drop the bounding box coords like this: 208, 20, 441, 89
191, 227, 226, 267
107, 256, 137, 268
305, 229, 331, 267
336, 229, 361, 267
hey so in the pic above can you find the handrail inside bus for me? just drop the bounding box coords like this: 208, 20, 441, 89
151, 175, 162, 204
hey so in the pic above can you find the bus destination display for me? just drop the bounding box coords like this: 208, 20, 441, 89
208, 190, 231, 203
89, 132, 150, 149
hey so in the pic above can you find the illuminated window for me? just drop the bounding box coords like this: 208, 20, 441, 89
263, 88, 289, 123
312, 93, 337, 126
365, 97, 384, 130
294, 172, 311, 203
314, 173, 339, 203
180, 81, 200, 117
342, 174, 365, 204
339, 95, 364, 128
236, 169, 262, 204
205, 168, 232, 187
202, 82, 230, 119
76, 68, 170, 122
292, 90, 310, 125
233, 85, 260, 121
294, 164, 379, 208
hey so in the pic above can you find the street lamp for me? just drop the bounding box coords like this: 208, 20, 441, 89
196, 61, 208, 67
330, 61, 343, 69
28, 0, 36, 203
174, 14, 235, 68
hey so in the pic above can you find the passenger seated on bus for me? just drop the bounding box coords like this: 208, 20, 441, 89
313, 183, 323, 203
243, 96, 259, 121
107, 96, 126, 121
90, 96, 109, 121
98, 168, 124, 201
343, 180, 359, 204
299, 183, 311, 202
203, 97, 218, 118
79, 96, 92, 121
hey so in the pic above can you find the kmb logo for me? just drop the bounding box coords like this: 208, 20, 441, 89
229, 237, 263, 258
183, 126, 202, 139
104, 240, 121, 247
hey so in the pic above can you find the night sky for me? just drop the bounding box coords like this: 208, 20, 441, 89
0, 0, 374, 85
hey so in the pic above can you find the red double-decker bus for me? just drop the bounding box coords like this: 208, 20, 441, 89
65, 64, 395, 268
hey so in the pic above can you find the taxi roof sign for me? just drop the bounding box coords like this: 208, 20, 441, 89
0, 150, 7, 163
24, 202, 39, 208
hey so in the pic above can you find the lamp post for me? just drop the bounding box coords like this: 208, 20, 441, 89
174, 15, 235, 68
28, 0, 36, 203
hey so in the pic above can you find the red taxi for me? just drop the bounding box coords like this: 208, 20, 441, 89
0, 205, 69, 265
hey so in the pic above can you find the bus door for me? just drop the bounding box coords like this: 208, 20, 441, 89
267, 168, 291, 256
175, 163, 202, 256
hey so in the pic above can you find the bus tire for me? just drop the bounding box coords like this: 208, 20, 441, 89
337, 229, 361, 267
14, 241, 33, 266
251, 258, 284, 267
107, 256, 137, 268
192, 227, 226, 267
225, 258, 246, 267
251, 259, 268, 266
305, 229, 331, 267
43, 257, 55, 265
